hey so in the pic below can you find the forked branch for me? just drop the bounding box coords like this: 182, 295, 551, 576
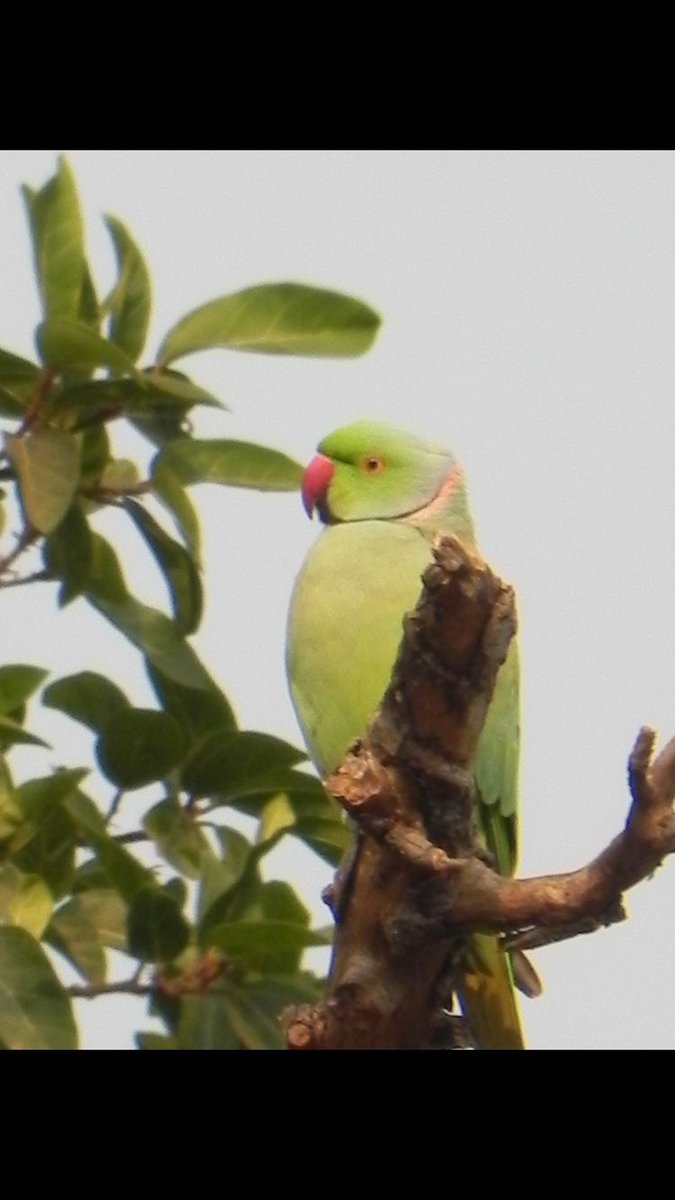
283, 536, 675, 1050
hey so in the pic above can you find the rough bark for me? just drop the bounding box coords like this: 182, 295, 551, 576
283, 536, 675, 1050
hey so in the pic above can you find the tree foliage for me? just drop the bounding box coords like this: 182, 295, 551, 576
0, 157, 380, 1049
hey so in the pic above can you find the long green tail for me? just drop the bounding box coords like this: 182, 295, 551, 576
458, 640, 529, 1049
459, 935, 525, 1050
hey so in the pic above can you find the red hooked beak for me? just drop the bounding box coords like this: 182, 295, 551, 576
301, 453, 335, 518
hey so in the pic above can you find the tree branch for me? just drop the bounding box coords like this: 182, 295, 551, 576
70, 950, 226, 1000
283, 536, 675, 1050
69, 979, 153, 999
0, 526, 39, 580
0, 568, 52, 588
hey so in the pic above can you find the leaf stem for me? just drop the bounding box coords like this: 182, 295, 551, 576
105, 789, 124, 826
19, 368, 56, 434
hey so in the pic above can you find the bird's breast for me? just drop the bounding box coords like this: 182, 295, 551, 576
286, 521, 433, 776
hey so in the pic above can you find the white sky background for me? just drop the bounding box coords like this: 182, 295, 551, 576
1, 149, 674, 1050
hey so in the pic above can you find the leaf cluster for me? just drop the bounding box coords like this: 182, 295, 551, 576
0, 158, 379, 1048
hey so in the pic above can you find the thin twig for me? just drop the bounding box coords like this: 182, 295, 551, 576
105, 790, 124, 826
0, 568, 52, 589
69, 979, 154, 999
18, 368, 56, 435
0, 526, 39, 579
112, 830, 153, 845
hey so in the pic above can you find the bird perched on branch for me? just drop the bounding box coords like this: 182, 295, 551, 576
286, 420, 533, 1049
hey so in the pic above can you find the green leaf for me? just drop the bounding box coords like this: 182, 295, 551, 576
85, 534, 222, 690
6, 873, 53, 939
220, 770, 327, 817
79, 265, 100, 329
22, 158, 86, 323
219, 983, 288, 1049
291, 815, 351, 866
79, 425, 111, 487
48, 375, 220, 422
0, 757, 21, 840
257, 792, 297, 846
153, 438, 303, 492
182, 731, 306, 800
16, 769, 88, 825
43, 671, 130, 735
64, 790, 153, 904
273, 775, 333, 812
47, 897, 107, 985
129, 407, 191, 449
0, 716, 49, 750
43, 503, 93, 604
126, 885, 191, 963
248, 801, 305, 870
98, 458, 140, 493
0, 863, 53, 938
146, 660, 236, 742
0, 665, 48, 717
177, 994, 240, 1049
71, 859, 110, 892
163, 876, 188, 909
104, 215, 151, 362
207, 920, 330, 974
13, 776, 78, 898
244, 972, 325, 1020
0, 926, 78, 1049
197, 827, 255, 929
256, 779, 353, 865
136, 1032, 179, 1050
212, 880, 316, 975
96, 708, 187, 790
152, 463, 201, 560
157, 282, 381, 364
260, 880, 310, 927
5, 429, 81, 534
0, 347, 40, 396
142, 369, 225, 409
36, 319, 140, 376
215, 771, 329, 813
123, 499, 203, 635
0, 387, 27, 419
70, 886, 127, 952
91, 594, 206, 686
0, 862, 20, 913
144, 799, 212, 879
220, 992, 285, 1049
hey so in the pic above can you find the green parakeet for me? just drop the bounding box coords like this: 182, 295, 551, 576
286, 420, 526, 1050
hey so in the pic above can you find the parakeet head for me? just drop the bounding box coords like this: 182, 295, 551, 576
302, 420, 460, 523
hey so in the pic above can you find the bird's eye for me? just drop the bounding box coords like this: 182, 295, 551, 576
363, 455, 385, 474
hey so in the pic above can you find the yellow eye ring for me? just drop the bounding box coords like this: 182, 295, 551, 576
363, 456, 385, 474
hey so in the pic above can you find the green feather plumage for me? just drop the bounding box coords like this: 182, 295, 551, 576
286, 420, 525, 1049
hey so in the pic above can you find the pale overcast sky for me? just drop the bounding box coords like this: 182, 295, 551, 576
1, 149, 674, 1049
